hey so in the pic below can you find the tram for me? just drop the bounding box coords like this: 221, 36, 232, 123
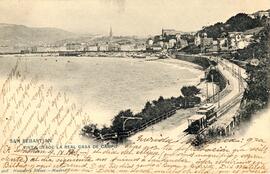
186, 103, 217, 134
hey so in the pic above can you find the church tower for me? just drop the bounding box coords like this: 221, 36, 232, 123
109, 26, 113, 38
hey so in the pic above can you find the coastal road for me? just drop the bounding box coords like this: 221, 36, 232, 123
206, 57, 246, 130
213, 57, 245, 109
129, 56, 246, 142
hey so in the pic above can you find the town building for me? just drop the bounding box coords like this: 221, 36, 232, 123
177, 38, 188, 49
119, 44, 133, 51
162, 29, 182, 37
98, 44, 108, 51
108, 43, 120, 51
262, 18, 270, 27
134, 44, 146, 51
30, 46, 37, 53
146, 29, 190, 51
157, 40, 164, 48
249, 58, 260, 66
237, 40, 247, 49
146, 38, 154, 50
200, 33, 214, 52
88, 45, 98, 51
147, 38, 154, 46
168, 38, 177, 48
228, 32, 244, 50
217, 38, 229, 51
208, 40, 219, 52
152, 45, 163, 51
20, 49, 30, 54
201, 37, 213, 52
194, 34, 201, 46
253, 11, 270, 19
66, 43, 82, 51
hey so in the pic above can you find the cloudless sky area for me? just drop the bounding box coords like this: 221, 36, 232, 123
0, 0, 269, 36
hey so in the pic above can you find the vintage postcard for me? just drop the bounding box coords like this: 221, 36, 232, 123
0, 0, 269, 173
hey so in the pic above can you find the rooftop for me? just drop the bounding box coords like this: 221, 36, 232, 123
188, 114, 206, 121
199, 103, 215, 110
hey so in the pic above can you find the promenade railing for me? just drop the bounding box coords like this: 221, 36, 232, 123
92, 109, 177, 140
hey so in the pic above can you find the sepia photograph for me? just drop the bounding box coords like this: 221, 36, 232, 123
0, 0, 269, 173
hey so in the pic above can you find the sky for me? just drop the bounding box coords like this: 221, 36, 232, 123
0, 0, 269, 36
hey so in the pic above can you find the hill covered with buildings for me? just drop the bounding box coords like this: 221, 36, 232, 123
145, 9, 270, 56
184, 10, 269, 55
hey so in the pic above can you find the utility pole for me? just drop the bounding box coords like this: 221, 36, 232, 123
239, 68, 242, 91
231, 63, 234, 75
206, 82, 209, 103
238, 66, 241, 92
211, 74, 214, 101
216, 57, 220, 108
218, 77, 221, 108
206, 71, 209, 103
217, 84, 220, 108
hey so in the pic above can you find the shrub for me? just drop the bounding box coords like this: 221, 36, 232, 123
192, 134, 206, 146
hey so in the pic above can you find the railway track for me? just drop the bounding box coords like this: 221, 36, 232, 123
216, 59, 245, 117
177, 132, 192, 142
216, 92, 243, 117
188, 92, 244, 138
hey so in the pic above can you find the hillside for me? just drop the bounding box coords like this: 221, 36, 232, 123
199, 13, 262, 39
238, 25, 270, 122
0, 23, 78, 46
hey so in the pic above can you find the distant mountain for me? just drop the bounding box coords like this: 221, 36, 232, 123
0, 23, 146, 47
0, 23, 78, 46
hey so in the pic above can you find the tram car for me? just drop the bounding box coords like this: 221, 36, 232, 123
186, 103, 217, 134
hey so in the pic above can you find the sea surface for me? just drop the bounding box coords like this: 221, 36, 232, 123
0, 56, 203, 127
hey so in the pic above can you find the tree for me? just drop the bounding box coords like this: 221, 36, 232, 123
199, 22, 225, 39
240, 100, 262, 121
111, 109, 134, 132
157, 96, 165, 103
181, 86, 200, 97
225, 13, 261, 32
142, 101, 152, 113
198, 13, 262, 39
207, 69, 220, 82
100, 125, 113, 135
238, 26, 270, 121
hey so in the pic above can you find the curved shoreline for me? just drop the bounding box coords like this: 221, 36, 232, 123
0, 55, 204, 126
81, 56, 216, 141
